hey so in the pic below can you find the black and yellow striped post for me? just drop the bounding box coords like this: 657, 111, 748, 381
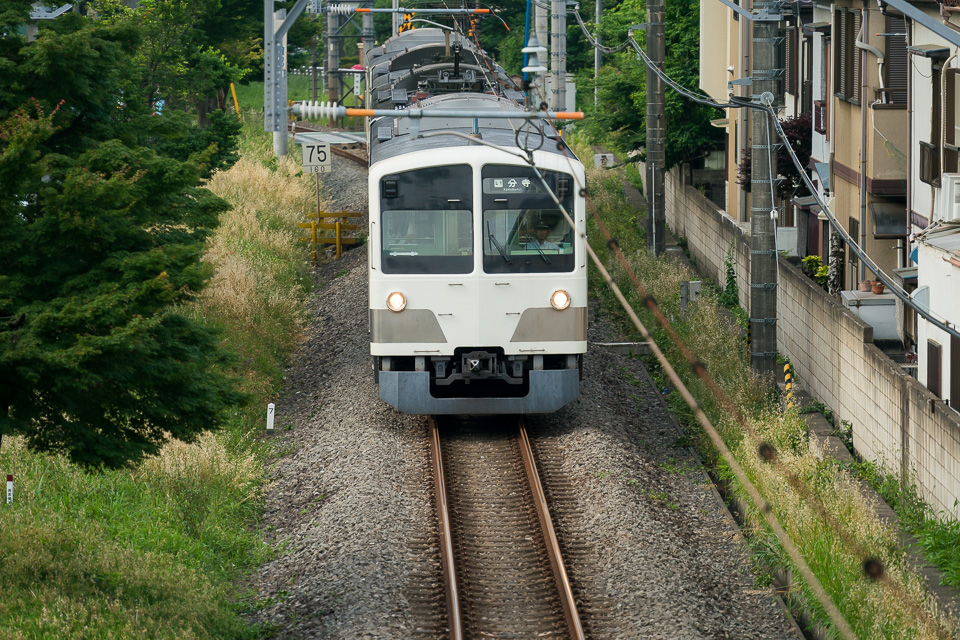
784, 363, 794, 409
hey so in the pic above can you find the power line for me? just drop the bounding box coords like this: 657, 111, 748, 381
568, 7, 960, 341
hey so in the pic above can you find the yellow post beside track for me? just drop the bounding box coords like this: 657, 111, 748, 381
298, 211, 362, 261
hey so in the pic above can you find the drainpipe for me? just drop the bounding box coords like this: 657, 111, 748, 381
941, 3, 960, 33
941, 49, 958, 194
906, 17, 912, 267
740, 6, 749, 223
857, 2, 884, 282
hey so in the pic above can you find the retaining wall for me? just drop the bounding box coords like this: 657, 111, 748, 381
641, 165, 960, 516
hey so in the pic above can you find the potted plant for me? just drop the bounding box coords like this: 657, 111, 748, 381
802, 255, 822, 277
872, 280, 885, 294
815, 264, 830, 288
859, 279, 872, 292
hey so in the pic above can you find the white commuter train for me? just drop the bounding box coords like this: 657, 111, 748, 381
364, 28, 587, 414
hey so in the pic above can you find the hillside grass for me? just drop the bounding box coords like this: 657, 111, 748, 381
570, 131, 955, 639
0, 113, 321, 639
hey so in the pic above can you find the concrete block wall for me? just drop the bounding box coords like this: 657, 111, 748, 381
645, 164, 960, 517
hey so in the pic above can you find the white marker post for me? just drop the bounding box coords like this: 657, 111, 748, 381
6, 474, 12, 504
267, 403, 275, 433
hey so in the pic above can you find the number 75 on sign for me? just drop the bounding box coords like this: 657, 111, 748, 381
301, 142, 332, 174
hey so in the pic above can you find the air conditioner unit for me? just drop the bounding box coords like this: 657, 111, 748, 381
938, 173, 960, 222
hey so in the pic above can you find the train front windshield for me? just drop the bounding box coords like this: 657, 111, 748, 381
380, 165, 473, 274
481, 165, 576, 274
379, 164, 576, 274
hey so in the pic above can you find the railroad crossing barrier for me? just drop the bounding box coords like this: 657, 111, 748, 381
299, 211, 363, 260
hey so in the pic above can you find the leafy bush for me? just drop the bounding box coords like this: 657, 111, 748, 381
802, 254, 822, 275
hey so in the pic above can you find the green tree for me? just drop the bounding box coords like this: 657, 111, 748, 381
0, 13, 245, 468
581, 0, 721, 168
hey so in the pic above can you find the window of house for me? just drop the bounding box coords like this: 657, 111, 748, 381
848, 217, 859, 290
920, 65, 959, 186
834, 8, 861, 104
884, 16, 907, 105
951, 335, 959, 409
928, 340, 942, 398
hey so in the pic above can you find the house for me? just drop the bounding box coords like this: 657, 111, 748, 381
914, 223, 960, 410
699, 0, 909, 289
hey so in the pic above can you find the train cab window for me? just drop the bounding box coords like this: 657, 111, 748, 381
481, 165, 576, 274
380, 165, 473, 274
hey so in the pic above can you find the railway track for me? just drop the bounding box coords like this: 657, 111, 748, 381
429, 416, 585, 639
289, 121, 369, 167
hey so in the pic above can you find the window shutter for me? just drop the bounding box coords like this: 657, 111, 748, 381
852, 11, 862, 103
791, 28, 800, 95
886, 16, 908, 104
837, 10, 847, 98
784, 28, 793, 95
929, 340, 942, 398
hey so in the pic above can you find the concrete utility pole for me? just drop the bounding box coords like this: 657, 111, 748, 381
749, 18, 780, 377
327, 8, 341, 108
550, 0, 567, 111
645, 0, 665, 256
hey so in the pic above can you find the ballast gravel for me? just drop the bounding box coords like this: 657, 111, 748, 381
251, 160, 800, 639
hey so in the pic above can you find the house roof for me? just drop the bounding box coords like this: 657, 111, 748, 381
916, 222, 960, 255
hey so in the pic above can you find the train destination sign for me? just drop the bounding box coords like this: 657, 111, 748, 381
301, 142, 332, 174
482, 177, 544, 194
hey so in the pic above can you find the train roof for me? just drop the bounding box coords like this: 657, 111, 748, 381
368, 94, 576, 166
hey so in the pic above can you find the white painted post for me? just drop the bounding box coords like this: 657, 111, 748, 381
267, 403, 275, 433
6, 474, 12, 504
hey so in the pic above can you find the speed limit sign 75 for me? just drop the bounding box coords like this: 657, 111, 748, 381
302, 142, 332, 174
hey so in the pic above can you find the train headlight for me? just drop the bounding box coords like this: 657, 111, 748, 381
386, 291, 407, 312
550, 289, 571, 310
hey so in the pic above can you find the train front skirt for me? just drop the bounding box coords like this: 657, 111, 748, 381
378, 369, 580, 414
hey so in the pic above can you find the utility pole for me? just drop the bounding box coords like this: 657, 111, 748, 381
326, 6, 341, 121
535, 0, 549, 101
550, 0, 566, 111
645, 0, 665, 256
749, 18, 780, 377
595, 0, 601, 107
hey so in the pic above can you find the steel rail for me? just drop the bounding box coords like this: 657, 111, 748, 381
517, 421, 586, 640
330, 145, 368, 167
428, 417, 463, 640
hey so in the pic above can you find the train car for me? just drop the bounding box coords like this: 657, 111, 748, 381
364, 27, 587, 415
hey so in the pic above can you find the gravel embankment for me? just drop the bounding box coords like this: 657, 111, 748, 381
251, 160, 800, 639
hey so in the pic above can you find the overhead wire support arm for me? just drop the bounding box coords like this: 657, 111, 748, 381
326, 4, 492, 14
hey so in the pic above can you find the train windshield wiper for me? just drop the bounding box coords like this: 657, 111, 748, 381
487, 222, 512, 265
532, 244, 551, 264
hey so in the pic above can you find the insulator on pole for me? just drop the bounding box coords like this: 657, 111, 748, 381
294, 100, 344, 120
326, 4, 355, 15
